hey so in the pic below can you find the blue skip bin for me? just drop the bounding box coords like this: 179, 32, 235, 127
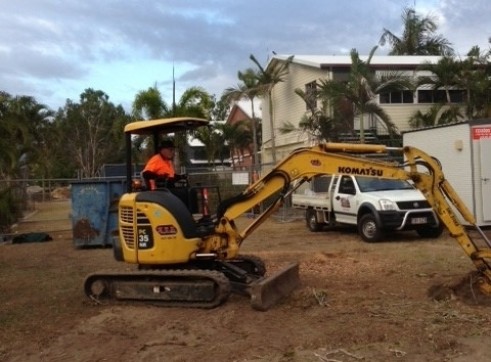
71, 179, 126, 247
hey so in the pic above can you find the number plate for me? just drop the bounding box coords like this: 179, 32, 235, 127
411, 217, 427, 224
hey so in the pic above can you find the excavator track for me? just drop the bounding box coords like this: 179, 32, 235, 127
84, 269, 231, 309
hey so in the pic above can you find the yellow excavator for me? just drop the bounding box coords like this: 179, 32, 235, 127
84, 117, 491, 310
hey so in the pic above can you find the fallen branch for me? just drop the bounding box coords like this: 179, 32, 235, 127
389, 348, 406, 357
314, 348, 364, 361
89, 295, 103, 305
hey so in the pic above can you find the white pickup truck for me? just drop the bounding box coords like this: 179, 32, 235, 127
291, 174, 443, 242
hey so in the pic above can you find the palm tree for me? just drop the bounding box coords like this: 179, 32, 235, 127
0, 92, 54, 230
415, 56, 470, 125
0, 92, 23, 179
223, 68, 261, 172
317, 47, 410, 143
192, 124, 222, 170
0, 93, 52, 179
460, 46, 491, 118
417, 56, 462, 104
170, 87, 213, 168
379, 7, 454, 56
409, 104, 463, 128
131, 85, 213, 168
172, 87, 213, 118
249, 54, 294, 164
132, 85, 169, 120
216, 120, 253, 170
284, 87, 353, 144
9, 95, 55, 179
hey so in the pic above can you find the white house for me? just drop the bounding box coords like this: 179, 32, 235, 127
260, 54, 459, 165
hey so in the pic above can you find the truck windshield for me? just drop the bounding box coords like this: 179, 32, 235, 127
356, 176, 414, 192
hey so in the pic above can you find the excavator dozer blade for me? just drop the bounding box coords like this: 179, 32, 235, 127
249, 262, 300, 311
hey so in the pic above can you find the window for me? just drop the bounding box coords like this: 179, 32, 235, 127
305, 81, 317, 110
339, 176, 356, 195
418, 90, 433, 103
417, 89, 465, 103
449, 90, 465, 103
356, 176, 414, 192
379, 90, 414, 104
312, 175, 331, 193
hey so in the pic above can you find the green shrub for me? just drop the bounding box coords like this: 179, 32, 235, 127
0, 186, 23, 232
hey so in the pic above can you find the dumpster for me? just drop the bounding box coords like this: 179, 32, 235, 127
71, 179, 126, 247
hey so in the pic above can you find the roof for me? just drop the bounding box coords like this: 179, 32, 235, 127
124, 117, 209, 135
226, 100, 262, 127
236, 100, 261, 119
271, 54, 443, 69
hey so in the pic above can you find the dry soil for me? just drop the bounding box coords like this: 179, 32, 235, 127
1, 200, 491, 362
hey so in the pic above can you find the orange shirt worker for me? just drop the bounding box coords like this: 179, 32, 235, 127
142, 139, 176, 190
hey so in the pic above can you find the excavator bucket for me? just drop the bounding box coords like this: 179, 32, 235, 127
248, 262, 300, 311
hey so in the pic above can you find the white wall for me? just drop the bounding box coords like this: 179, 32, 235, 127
403, 124, 475, 224
261, 63, 327, 164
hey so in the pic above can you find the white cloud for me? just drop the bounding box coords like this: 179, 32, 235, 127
0, 0, 488, 110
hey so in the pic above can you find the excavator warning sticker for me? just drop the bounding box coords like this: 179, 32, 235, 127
156, 224, 177, 236
137, 226, 154, 249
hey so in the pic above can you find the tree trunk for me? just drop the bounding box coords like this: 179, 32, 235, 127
268, 91, 277, 164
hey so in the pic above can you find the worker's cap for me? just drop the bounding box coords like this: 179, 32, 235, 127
159, 139, 175, 149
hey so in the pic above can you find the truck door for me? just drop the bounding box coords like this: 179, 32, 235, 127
332, 175, 358, 224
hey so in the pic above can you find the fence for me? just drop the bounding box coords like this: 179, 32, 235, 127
0, 169, 305, 235
0, 178, 75, 234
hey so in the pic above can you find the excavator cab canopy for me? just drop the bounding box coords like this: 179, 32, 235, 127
124, 117, 209, 136
123, 117, 209, 192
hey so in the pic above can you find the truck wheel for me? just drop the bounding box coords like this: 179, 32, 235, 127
358, 214, 383, 242
417, 224, 444, 238
306, 209, 322, 232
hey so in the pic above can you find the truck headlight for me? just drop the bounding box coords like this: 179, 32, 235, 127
379, 199, 397, 210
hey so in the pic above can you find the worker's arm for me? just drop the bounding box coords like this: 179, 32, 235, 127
142, 170, 188, 190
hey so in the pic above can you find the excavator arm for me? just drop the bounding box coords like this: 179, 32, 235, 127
212, 143, 491, 294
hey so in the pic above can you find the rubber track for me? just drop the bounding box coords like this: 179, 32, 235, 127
84, 269, 231, 309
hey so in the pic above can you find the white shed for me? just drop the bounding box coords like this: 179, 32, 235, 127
403, 119, 491, 226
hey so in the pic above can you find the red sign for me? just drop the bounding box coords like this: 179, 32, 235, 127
156, 225, 177, 235
472, 127, 491, 140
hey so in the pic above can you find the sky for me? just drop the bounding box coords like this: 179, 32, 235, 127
0, 0, 489, 112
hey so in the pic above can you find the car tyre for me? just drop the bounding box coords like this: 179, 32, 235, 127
306, 209, 322, 232
358, 213, 383, 242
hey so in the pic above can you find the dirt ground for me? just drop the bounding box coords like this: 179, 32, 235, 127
2, 200, 491, 362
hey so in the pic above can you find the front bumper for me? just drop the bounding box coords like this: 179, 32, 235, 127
378, 209, 439, 230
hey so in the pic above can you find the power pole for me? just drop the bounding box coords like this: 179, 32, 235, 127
172, 64, 176, 116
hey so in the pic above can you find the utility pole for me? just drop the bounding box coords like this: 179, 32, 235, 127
172, 64, 176, 116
